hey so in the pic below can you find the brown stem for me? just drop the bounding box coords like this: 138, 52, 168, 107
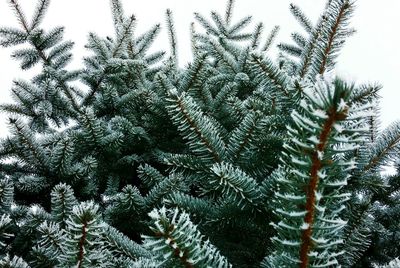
299, 107, 342, 268
77, 222, 88, 268
363, 134, 400, 173
299, 30, 322, 78
318, 2, 350, 75
155, 226, 194, 268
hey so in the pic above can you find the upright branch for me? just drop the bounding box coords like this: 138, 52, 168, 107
6, 0, 83, 115
225, 0, 235, 25
143, 207, 232, 267
262, 25, 280, 52
8, 0, 30, 33
289, 3, 313, 33
81, 15, 136, 106
299, 105, 345, 268
166, 9, 178, 68
268, 79, 369, 267
296, 0, 355, 80
318, 1, 353, 75
30, 0, 51, 30
362, 121, 400, 172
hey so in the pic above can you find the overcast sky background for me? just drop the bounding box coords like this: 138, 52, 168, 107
0, 0, 399, 138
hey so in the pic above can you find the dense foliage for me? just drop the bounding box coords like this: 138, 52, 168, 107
0, 0, 399, 267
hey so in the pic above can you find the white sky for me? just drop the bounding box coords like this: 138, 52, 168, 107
0, 0, 399, 137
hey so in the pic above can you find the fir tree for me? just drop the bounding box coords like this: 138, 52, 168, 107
0, 0, 399, 267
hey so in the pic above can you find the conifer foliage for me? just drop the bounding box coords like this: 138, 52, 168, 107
0, 0, 399, 267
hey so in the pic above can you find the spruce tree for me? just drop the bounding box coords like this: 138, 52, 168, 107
0, 0, 399, 267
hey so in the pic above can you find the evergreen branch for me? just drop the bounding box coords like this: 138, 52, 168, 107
82, 16, 136, 106
211, 11, 227, 36
289, 3, 313, 33
298, 6, 328, 79
225, 96, 246, 122
227, 111, 261, 162
178, 52, 207, 92
154, 72, 176, 98
78, 108, 104, 147
228, 16, 252, 35
143, 207, 232, 268
262, 25, 280, 52
225, 0, 235, 25
36, 221, 65, 259
190, 22, 199, 56
12, 28, 81, 114
145, 50, 165, 65
8, 0, 30, 33
166, 90, 226, 162
11, 48, 41, 70
219, 36, 242, 59
164, 192, 215, 220
349, 83, 382, 106
249, 53, 289, 97
159, 153, 209, 172
144, 173, 185, 210
6, 1, 82, 114
317, 0, 353, 75
49, 136, 74, 176
299, 101, 345, 268
114, 15, 136, 57
213, 82, 237, 111
0, 214, 14, 248
209, 162, 261, 208
48, 40, 74, 61
103, 224, 152, 260
105, 185, 145, 221
237, 46, 250, 70
0, 178, 14, 213
16, 175, 50, 194
110, 0, 125, 35
363, 121, 400, 172
228, 33, 253, 41
137, 163, 165, 189
338, 201, 372, 266
51, 183, 77, 227
250, 23, 263, 49
36, 26, 65, 50
62, 201, 107, 267
277, 43, 302, 57
291, 32, 306, 47
0, 255, 30, 268
136, 24, 161, 50
208, 38, 239, 73
194, 12, 219, 36
166, 9, 178, 67
30, 0, 50, 30
269, 79, 368, 267
8, 118, 48, 170
0, 27, 27, 47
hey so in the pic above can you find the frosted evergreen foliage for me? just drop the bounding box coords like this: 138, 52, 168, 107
375, 258, 400, 268
0, 255, 30, 268
143, 207, 232, 268
266, 79, 370, 267
0, 0, 399, 267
